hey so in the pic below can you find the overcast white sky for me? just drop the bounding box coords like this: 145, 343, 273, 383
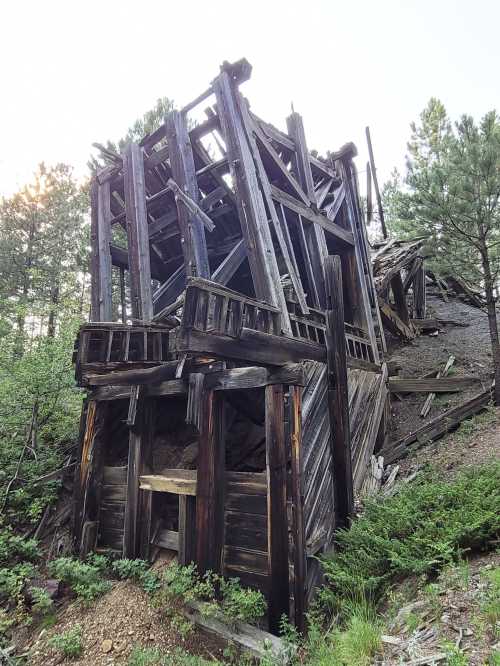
0, 0, 498, 197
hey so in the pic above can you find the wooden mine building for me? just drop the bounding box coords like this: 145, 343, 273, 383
72, 59, 389, 633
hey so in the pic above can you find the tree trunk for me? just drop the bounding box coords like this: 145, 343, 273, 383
481, 248, 500, 405
47, 283, 60, 338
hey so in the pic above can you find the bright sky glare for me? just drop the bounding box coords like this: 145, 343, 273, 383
0, 0, 498, 197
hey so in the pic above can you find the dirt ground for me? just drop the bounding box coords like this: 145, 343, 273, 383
387, 291, 495, 443
18, 577, 223, 666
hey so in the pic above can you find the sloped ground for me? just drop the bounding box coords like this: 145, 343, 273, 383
18, 578, 223, 666
387, 292, 495, 443
380, 550, 500, 665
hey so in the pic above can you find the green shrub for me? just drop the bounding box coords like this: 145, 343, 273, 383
321, 464, 500, 609
0, 528, 40, 565
112, 558, 149, 581
218, 576, 266, 625
160, 563, 214, 604
48, 556, 111, 602
0, 562, 36, 602
48, 624, 83, 659
30, 586, 54, 615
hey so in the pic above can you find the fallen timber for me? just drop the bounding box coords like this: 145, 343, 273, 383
382, 386, 493, 464
74, 58, 390, 634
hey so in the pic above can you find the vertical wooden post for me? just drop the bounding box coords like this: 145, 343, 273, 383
178, 496, 196, 565
414, 259, 426, 319
391, 272, 410, 326
138, 400, 155, 560
213, 71, 289, 329
119, 267, 127, 323
365, 126, 387, 239
288, 385, 306, 632
265, 384, 289, 633
366, 162, 373, 225
325, 255, 353, 529
124, 398, 154, 558
287, 112, 328, 308
196, 390, 225, 574
90, 179, 113, 322
77, 401, 108, 555
166, 110, 210, 279
338, 156, 380, 362
123, 142, 153, 322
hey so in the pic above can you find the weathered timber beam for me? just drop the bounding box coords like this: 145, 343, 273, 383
383, 387, 493, 464
389, 376, 480, 393
123, 143, 153, 321
196, 390, 225, 574
325, 256, 353, 528
204, 364, 305, 390
421, 355, 455, 418
270, 185, 354, 246
86, 361, 178, 386
178, 325, 380, 372
265, 384, 290, 632
166, 111, 211, 277
140, 471, 197, 495
213, 71, 290, 332
286, 111, 328, 309
288, 385, 306, 632
90, 180, 113, 322
240, 102, 309, 315
251, 115, 310, 207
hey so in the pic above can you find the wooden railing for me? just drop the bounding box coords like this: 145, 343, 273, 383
75, 323, 173, 367
181, 277, 282, 337
182, 278, 375, 364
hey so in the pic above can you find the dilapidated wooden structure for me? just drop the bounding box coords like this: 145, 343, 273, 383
72, 59, 388, 632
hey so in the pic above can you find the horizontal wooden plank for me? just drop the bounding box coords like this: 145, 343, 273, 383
101, 484, 127, 502
102, 466, 128, 485
98, 527, 124, 551
388, 376, 480, 393
204, 364, 305, 391
139, 472, 197, 495
178, 327, 325, 366
224, 546, 268, 573
225, 493, 267, 516
139, 471, 267, 497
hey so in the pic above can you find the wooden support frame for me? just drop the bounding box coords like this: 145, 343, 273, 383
324, 256, 353, 529
265, 384, 289, 633
196, 390, 225, 574
123, 142, 153, 322
166, 110, 210, 278
287, 112, 328, 308
213, 70, 291, 333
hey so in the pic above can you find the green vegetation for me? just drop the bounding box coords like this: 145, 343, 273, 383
48, 624, 83, 659
128, 646, 220, 666
48, 556, 111, 602
320, 463, 499, 609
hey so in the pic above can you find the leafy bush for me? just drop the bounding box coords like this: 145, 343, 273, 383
48, 624, 83, 659
30, 586, 54, 615
160, 563, 214, 604
48, 556, 111, 602
0, 528, 40, 565
218, 576, 266, 625
321, 464, 500, 608
0, 562, 36, 602
112, 558, 149, 581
